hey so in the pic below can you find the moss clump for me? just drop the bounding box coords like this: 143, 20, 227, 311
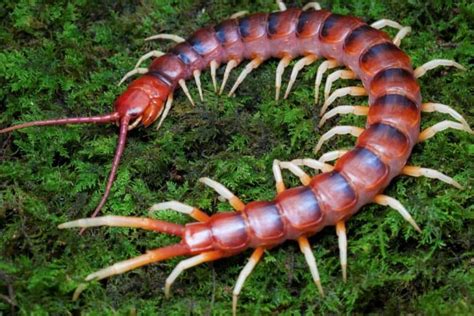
1, 0, 473, 314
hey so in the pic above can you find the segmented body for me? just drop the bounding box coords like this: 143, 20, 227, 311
132, 8, 420, 254
1, 1, 471, 314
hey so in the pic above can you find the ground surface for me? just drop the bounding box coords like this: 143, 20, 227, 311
1, 0, 473, 315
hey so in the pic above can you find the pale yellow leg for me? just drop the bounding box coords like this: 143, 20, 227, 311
193, 70, 204, 101
319, 105, 368, 127
402, 166, 462, 189
199, 177, 246, 211
422, 103, 472, 132
149, 200, 210, 222
134, 50, 165, 69
275, 55, 293, 101
228, 58, 263, 97
324, 69, 357, 102
210, 60, 219, 92
178, 79, 195, 106
278, 161, 312, 185
219, 59, 239, 95
315, 60, 339, 104
298, 236, 324, 296
155, 93, 173, 130
302, 2, 322, 10
284, 54, 318, 99
272, 159, 286, 193
374, 195, 421, 232
290, 158, 334, 173
144, 33, 185, 43
118, 67, 148, 86
314, 126, 364, 154
232, 247, 265, 316
318, 149, 348, 163
335, 221, 347, 282
230, 10, 248, 19
321, 86, 367, 116
165, 251, 223, 298
414, 59, 465, 78
419, 120, 473, 142
277, 0, 287, 11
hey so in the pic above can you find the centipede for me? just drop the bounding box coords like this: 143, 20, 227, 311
1, 0, 472, 314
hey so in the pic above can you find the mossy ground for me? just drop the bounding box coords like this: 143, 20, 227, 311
1, 0, 473, 315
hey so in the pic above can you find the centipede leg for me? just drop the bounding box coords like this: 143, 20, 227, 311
315, 60, 340, 104
283, 54, 318, 99
165, 251, 224, 298
210, 60, 219, 92
277, 161, 312, 185
178, 79, 195, 106
317, 150, 348, 163
277, 0, 287, 11
149, 200, 211, 222
219, 59, 239, 95
232, 247, 265, 316
298, 236, 324, 296
402, 166, 462, 189
321, 86, 367, 116
155, 93, 173, 130
275, 55, 293, 101
290, 158, 334, 173
422, 103, 472, 132
335, 221, 347, 282
229, 10, 248, 19
370, 19, 412, 46
199, 177, 246, 211
144, 33, 185, 43
319, 105, 368, 127
228, 58, 263, 96
323, 70, 357, 103
134, 50, 165, 69
193, 70, 204, 101
418, 120, 473, 142
118, 67, 148, 86
374, 195, 421, 232
272, 159, 286, 193
314, 126, 364, 154
302, 2, 322, 10
414, 59, 465, 78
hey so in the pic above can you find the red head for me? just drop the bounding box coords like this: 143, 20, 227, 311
115, 75, 170, 127
0, 74, 171, 228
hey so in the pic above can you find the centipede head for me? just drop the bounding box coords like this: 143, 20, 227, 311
0, 75, 171, 225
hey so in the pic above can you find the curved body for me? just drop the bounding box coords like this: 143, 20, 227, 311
133, 9, 420, 255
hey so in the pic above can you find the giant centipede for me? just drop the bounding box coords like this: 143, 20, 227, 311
1, 1, 472, 314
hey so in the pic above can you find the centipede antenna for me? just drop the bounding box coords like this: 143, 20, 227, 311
0, 112, 120, 134
284, 54, 318, 99
85, 243, 190, 282
232, 247, 265, 316
80, 115, 131, 234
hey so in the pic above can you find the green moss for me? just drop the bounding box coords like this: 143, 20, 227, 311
1, 0, 473, 314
